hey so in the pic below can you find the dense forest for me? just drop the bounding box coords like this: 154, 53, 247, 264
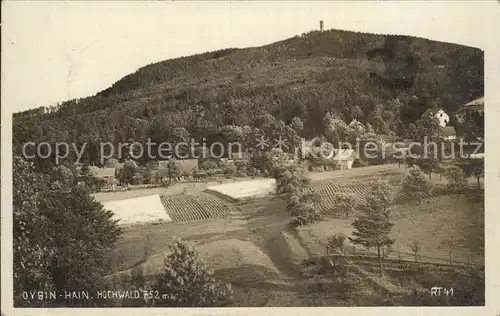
13, 29, 484, 170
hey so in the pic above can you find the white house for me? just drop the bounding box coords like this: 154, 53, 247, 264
348, 119, 365, 133
332, 149, 357, 170
421, 108, 449, 127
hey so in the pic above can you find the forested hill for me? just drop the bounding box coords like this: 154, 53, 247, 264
13, 29, 483, 166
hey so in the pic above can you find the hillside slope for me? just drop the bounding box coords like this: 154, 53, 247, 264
13, 29, 483, 167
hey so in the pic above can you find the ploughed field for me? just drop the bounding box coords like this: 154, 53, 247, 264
160, 193, 232, 222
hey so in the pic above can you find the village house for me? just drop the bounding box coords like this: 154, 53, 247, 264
348, 119, 365, 133
91, 167, 116, 183
455, 97, 484, 124
332, 149, 357, 170
157, 159, 199, 181
302, 138, 328, 157
421, 108, 450, 127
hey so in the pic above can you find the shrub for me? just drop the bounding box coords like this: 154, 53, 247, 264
151, 240, 233, 307
402, 169, 431, 204
200, 160, 218, 170
444, 165, 468, 196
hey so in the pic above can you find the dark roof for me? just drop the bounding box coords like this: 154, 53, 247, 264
332, 149, 357, 161
441, 126, 456, 137
421, 107, 443, 118
464, 97, 484, 107
457, 97, 484, 114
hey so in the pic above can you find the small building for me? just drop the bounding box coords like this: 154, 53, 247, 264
88, 167, 116, 188
348, 119, 365, 133
94, 167, 116, 182
440, 126, 457, 141
421, 108, 449, 127
158, 159, 199, 180
455, 97, 484, 124
332, 149, 357, 170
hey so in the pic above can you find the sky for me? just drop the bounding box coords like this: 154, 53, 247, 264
1, 1, 497, 113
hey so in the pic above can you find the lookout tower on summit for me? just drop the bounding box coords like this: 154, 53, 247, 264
320, 20, 324, 31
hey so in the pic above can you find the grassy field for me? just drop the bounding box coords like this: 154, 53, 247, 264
102, 164, 484, 306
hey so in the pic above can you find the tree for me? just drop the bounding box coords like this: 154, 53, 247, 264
323, 113, 348, 145
200, 160, 218, 170
118, 160, 139, 185
221, 163, 237, 177
326, 232, 348, 257
220, 125, 243, 142
349, 194, 395, 277
414, 157, 439, 180
41, 186, 122, 306
365, 122, 375, 135
290, 116, 304, 134
414, 116, 441, 142
408, 240, 421, 263
104, 158, 120, 168
332, 193, 356, 219
51, 165, 74, 187
167, 159, 181, 183
287, 190, 321, 227
440, 239, 458, 266
131, 172, 144, 185
367, 104, 391, 135
78, 164, 103, 192
444, 165, 468, 196
13, 156, 123, 307
466, 158, 484, 189
151, 240, 233, 307
275, 164, 310, 195
117, 267, 147, 307
405, 156, 416, 169
435, 162, 446, 181
402, 169, 431, 204
13, 156, 55, 303
368, 179, 394, 212
406, 123, 418, 140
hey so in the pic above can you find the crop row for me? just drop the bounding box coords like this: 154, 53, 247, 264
310, 179, 438, 214
160, 193, 230, 222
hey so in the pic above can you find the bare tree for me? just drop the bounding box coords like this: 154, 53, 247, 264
408, 240, 421, 263
326, 232, 348, 258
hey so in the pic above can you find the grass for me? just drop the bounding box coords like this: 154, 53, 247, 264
297, 194, 484, 266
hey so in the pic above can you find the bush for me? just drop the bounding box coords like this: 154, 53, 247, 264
222, 163, 236, 176
236, 170, 247, 177
151, 240, 233, 307
200, 160, 218, 170
132, 172, 144, 185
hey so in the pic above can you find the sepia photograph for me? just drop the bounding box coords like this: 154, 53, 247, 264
1, 1, 498, 314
